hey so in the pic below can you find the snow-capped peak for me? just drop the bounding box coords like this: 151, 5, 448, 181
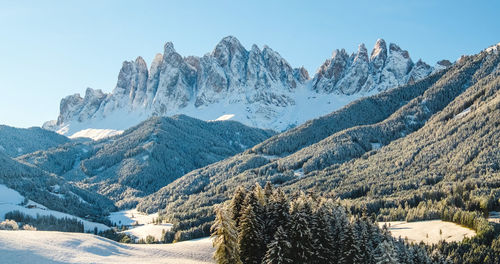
45, 37, 439, 136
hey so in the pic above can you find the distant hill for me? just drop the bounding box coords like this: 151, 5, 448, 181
0, 125, 70, 157
20, 115, 275, 208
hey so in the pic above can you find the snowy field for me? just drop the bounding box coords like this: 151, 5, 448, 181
0, 185, 109, 232
0, 230, 214, 264
379, 220, 476, 244
109, 209, 172, 241
488, 211, 500, 224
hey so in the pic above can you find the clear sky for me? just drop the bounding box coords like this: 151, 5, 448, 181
1, 0, 499, 128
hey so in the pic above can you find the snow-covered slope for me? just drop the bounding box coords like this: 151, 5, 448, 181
44, 36, 441, 135
0, 231, 213, 264
68, 128, 123, 141
0, 185, 109, 232
109, 209, 171, 242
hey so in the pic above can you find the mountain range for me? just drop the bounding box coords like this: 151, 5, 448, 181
43, 36, 448, 137
134, 42, 500, 239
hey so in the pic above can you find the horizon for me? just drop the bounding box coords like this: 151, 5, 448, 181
1, 0, 499, 128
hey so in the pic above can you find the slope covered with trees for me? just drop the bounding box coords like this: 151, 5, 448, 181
20, 115, 275, 208
211, 184, 437, 264
0, 125, 70, 157
0, 151, 115, 221
136, 44, 500, 252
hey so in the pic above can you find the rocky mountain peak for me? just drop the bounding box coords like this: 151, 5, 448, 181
47, 37, 437, 136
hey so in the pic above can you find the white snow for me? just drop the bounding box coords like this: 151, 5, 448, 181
0, 184, 24, 205
294, 168, 304, 178
0, 231, 214, 264
109, 209, 157, 226
213, 114, 235, 121
379, 220, 476, 244
453, 107, 471, 119
69, 128, 124, 141
109, 209, 170, 241
370, 142, 382, 150
488, 211, 500, 224
0, 184, 109, 232
54, 81, 377, 136
124, 223, 173, 242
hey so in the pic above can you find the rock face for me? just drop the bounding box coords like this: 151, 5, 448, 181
312, 39, 433, 94
45, 36, 442, 135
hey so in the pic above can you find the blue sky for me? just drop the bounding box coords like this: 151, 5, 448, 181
1, 0, 499, 128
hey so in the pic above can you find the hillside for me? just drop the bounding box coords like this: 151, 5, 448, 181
0, 151, 115, 221
20, 115, 275, 208
0, 125, 70, 157
136, 43, 500, 239
0, 231, 213, 264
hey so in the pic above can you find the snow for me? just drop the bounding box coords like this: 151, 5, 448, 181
0, 184, 109, 232
370, 142, 382, 150
124, 223, 173, 242
213, 114, 235, 121
0, 231, 214, 264
109, 209, 157, 226
488, 211, 500, 224
53, 80, 378, 136
260, 154, 280, 161
294, 168, 304, 178
0, 184, 24, 205
69, 128, 124, 141
109, 209, 170, 241
378, 220, 476, 244
453, 107, 471, 119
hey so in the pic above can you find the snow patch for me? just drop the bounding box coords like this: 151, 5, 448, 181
69, 128, 124, 141
379, 220, 475, 244
370, 142, 382, 150
214, 114, 235, 121
294, 168, 304, 178
453, 107, 471, 119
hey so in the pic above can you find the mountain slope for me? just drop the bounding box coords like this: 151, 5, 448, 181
0, 151, 115, 221
0, 125, 70, 157
135, 43, 500, 238
21, 115, 275, 208
44, 37, 438, 135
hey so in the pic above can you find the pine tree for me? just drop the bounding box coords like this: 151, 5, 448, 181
211, 203, 242, 264
287, 196, 316, 263
312, 203, 335, 264
263, 226, 293, 264
230, 186, 247, 228
339, 222, 359, 264
238, 204, 265, 264
373, 240, 399, 264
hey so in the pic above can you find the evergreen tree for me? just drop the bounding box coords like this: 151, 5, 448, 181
339, 223, 358, 264
211, 203, 242, 264
230, 186, 247, 228
238, 204, 265, 264
287, 196, 315, 263
373, 240, 399, 264
263, 226, 293, 264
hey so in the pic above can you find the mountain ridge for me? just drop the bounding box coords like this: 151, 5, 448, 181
44, 36, 442, 136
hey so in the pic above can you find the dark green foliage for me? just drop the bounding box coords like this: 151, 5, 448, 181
213, 185, 430, 264
0, 125, 70, 157
20, 115, 275, 208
